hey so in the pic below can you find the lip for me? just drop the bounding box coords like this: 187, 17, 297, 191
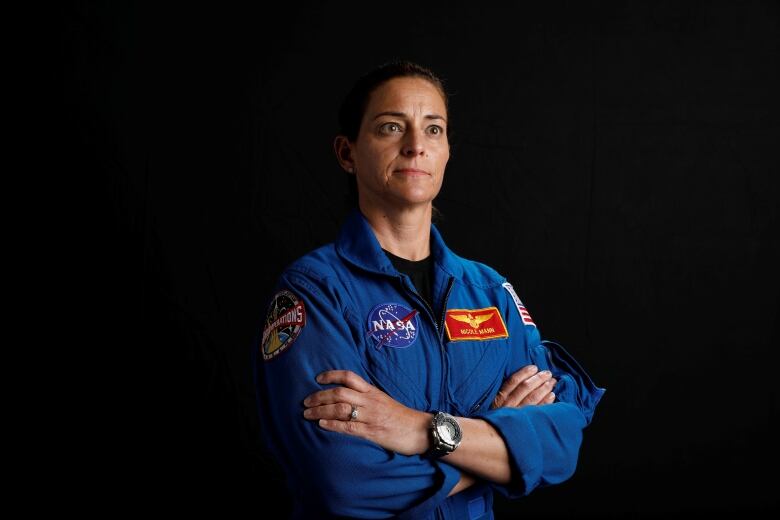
395, 168, 429, 175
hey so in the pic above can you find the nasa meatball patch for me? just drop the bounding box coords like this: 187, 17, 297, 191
262, 290, 306, 361
366, 302, 419, 349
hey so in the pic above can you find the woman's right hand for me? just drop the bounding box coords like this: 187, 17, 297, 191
491, 364, 557, 409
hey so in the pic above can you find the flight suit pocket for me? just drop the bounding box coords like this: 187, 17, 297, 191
352, 307, 434, 411
361, 336, 432, 412
445, 481, 494, 520
448, 337, 509, 416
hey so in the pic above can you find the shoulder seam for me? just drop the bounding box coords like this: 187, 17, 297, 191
447, 256, 506, 289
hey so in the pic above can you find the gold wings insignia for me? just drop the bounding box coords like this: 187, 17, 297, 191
450, 313, 493, 329
471, 313, 493, 327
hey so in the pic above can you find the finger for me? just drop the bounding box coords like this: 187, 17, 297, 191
318, 418, 366, 437
303, 386, 364, 408
316, 370, 373, 392
303, 402, 358, 422
503, 370, 553, 407
522, 377, 557, 405
493, 365, 539, 408
503, 370, 551, 406
541, 391, 556, 404
490, 391, 505, 410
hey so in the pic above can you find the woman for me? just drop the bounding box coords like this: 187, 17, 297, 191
253, 60, 605, 519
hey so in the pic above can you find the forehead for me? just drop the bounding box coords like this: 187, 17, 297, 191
365, 77, 447, 116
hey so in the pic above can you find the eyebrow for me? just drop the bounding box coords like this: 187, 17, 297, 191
372, 111, 447, 123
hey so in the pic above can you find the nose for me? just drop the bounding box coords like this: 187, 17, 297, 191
401, 127, 426, 157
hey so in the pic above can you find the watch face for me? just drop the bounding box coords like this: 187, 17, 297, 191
440, 422, 456, 443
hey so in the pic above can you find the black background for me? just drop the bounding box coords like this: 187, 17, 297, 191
65, 1, 778, 517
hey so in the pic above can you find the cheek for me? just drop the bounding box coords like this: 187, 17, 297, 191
363, 147, 394, 168
435, 147, 450, 167
436, 154, 449, 178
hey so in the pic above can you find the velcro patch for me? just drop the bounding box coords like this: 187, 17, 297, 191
366, 302, 419, 349
502, 282, 536, 327
444, 306, 509, 341
262, 290, 306, 361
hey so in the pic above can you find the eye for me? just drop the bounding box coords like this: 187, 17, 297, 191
379, 122, 403, 134
428, 125, 444, 135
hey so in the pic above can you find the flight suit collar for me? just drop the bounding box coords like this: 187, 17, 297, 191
335, 207, 464, 280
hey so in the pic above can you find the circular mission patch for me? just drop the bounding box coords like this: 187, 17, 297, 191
366, 302, 419, 349
262, 290, 306, 361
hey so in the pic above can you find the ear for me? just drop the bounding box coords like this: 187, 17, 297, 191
333, 135, 355, 174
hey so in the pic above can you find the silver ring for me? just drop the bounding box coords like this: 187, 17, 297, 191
349, 404, 359, 421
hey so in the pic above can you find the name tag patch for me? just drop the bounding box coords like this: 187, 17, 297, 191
444, 306, 509, 342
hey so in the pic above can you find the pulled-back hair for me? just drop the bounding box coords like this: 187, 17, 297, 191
337, 60, 450, 143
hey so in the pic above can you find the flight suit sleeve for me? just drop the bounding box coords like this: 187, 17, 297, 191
470, 282, 606, 499
252, 268, 461, 519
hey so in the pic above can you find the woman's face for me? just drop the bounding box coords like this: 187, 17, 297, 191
351, 76, 450, 212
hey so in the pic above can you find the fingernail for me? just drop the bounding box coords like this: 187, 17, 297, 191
550, 392, 555, 400
315, 374, 323, 383
303, 397, 311, 406
541, 370, 552, 376
529, 365, 538, 371
303, 409, 312, 418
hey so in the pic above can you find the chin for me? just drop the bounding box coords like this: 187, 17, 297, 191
398, 199, 435, 209
397, 191, 434, 204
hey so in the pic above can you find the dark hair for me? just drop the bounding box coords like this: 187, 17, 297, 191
337, 59, 450, 223
337, 60, 451, 143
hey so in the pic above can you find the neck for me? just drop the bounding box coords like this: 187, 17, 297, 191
358, 197, 432, 261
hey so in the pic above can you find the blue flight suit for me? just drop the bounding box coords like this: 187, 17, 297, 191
252, 207, 605, 519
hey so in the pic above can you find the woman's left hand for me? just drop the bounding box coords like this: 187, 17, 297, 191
302, 370, 431, 456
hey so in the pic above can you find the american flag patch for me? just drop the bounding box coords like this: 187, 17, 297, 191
502, 282, 536, 327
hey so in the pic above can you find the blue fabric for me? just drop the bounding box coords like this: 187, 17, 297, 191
252, 207, 605, 518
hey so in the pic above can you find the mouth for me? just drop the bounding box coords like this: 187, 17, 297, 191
395, 168, 429, 175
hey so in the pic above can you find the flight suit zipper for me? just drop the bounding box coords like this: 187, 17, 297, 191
397, 275, 455, 409
468, 391, 491, 415
437, 278, 455, 411
396, 275, 453, 342
467, 371, 503, 415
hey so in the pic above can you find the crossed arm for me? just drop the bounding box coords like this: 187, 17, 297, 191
302, 364, 557, 496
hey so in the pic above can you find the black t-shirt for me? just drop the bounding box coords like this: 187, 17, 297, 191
382, 248, 434, 311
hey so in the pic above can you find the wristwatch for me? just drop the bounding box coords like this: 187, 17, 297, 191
427, 411, 462, 457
